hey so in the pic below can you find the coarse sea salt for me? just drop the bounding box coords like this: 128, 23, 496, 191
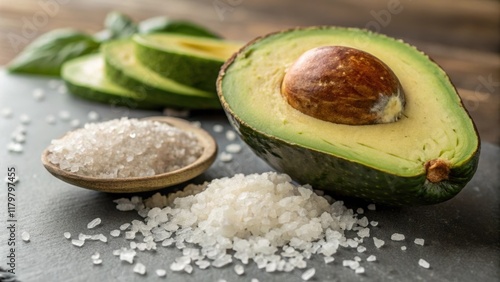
414, 238, 425, 246
391, 233, 405, 241
418, 258, 430, 269
87, 218, 101, 229
46, 118, 202, 178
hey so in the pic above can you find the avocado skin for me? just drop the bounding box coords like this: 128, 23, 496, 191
224, 110, 480, 206
134, 39, 222, 93
102, 41, 221, 110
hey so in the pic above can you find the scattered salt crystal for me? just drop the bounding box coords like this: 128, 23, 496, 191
1, 107, 13, 118
125, 231, 136, 240
357, 227, 370, 238
21, 232, 30, 242
19, 114, 31, 124
391, 233, 405, 241
219, 152, 233, 162
414, 238, 425, 246
133, 263, 146, 275
116, 203, 136, 211
367, 255, 376, 262
418, 258, 430, 269
59, 110, 71, 121
226, 143, 242, 153
119, 249, 136, 263
71, 239, 85, 247
63, 232, 71, 239
46, 115, 56, 124
354, 256, 362, 262
184, 264, 193, 274
119, 223, 130, 230
357, 246, 366, 253
225, 130, 236, 141
370, 221, 379, 227
156, 269, 166, 277
33, 88, 45, 101
355, 267, 365, 274
212, 254, 232, 268
343, 260, 360, 270
70, 119, 80, 128
93, 259, 102, 265
324, 257, 334, 264
195, 260, 210, 269
213, 124, 224, 133
234, 264, 245, 275
110, 230, 120, 237
87, 111, 99, 121
367, 204, 376, 211
251, 279, 259, 282
401, 246, 407, 251
91, 252, 100, 260
7, 142, 23, 153
301, 268, 315, 281
373, 237, 385, 248
87, 218, 101, 229
356, 208, 364, 214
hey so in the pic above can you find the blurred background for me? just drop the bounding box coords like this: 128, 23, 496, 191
0, 0, 498, 144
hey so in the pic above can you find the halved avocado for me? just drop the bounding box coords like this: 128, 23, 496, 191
61, 53, 159, 109
102, 40, 221, 109
133, 33, 241, 92
218, 27, 480, 206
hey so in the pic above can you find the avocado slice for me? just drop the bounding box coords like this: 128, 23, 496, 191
61, 53, 160, 109
133, 33, 241, 92
218, 27, 480, 206
102, 40, 221, 109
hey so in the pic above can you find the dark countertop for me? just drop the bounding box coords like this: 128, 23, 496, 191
0, 69, 499, 282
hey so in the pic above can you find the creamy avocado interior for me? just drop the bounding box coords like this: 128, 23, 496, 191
221, 28, 478, 176
134, 33, 241, 61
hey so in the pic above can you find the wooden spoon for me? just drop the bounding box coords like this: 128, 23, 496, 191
41, 116, 217, 193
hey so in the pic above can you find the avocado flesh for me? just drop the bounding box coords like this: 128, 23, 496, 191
219, 27, 480, 205
102, 40, 221, 109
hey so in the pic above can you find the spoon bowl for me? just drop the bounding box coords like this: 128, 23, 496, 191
41, 116, 217, 193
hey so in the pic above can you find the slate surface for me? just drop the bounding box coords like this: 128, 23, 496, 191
0, 70, 499, 282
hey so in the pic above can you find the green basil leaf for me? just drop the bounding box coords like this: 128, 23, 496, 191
104, 11, 138, 39
7, 29, 100, 76
138, 17, 221, 39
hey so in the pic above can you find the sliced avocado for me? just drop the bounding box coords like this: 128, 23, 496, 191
61, 53, 159, 109
102, 40, 221, 109
133, 33, 241, 92
218, 27, 480, 206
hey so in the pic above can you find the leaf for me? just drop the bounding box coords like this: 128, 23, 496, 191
7, 29, 100, 76
104, 11, 138, 39
138, 17, 221, 39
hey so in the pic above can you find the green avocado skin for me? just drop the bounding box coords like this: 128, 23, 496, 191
224, 112, 480, 206
134, 40, 222, 93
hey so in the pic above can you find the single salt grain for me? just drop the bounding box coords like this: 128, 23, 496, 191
225, 130, 236, 141
1, 108, 13, 118
46, 115, 56, 125
33, 88, 45, 101
87, 218, 101, 229
133, 263, 146, 275
356, 208, 364, 214
184, 264, 193, 274
116, 203, 136, 211
373, 237, 385, 248
251, 279, 259, 282
355, 267, 365, 274
301, 268, 315, 281
19, 114, 31, 124
370, 221, 379, 227
418, 258, 430, 269
357, 246, 366, 253
119, 249, 136, 263
7, 142, 24, 153
367, 204, 376, 211
156, 269, 166, 277
401, 246, 407, 251
414, 238, 425, 246
110, 230, 120, 237
324, 257, 334, 264
91, 252, 100, 260
70, 119, 80, 128
226, 143, 242, 153
354, 256, 362, 262
234, 264, 245, 275
63, 232, 71, 239
72, 239, 85, 247
59, 110, 71, 121
21, 232, 30, 242
195, 260, 210, 269
87, 111, 99, 121
119, 223, 131, 230
219, 152, 233, 162
93, 259, 102, 265
391, 233, 405, 241
367, 255, 376, 262
213, 124, 224, 133
343, 260, 360, 270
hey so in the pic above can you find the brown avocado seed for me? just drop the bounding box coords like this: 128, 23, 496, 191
281, 46, 406, 125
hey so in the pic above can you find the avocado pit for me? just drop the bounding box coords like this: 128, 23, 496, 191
281, 46, 406, 125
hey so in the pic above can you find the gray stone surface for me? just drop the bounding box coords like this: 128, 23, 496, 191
1, 70, 499, 281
